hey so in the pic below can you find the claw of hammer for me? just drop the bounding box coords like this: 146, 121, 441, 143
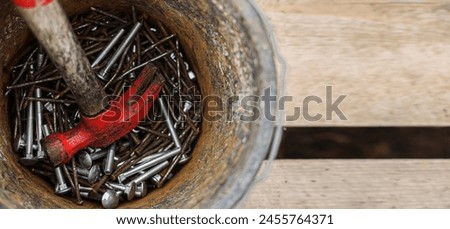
42, 65, 163, 167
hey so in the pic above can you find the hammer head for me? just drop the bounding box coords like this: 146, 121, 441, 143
42, 65, 163, 167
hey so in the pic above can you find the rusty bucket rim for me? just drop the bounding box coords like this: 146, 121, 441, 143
207, 0, 279, 208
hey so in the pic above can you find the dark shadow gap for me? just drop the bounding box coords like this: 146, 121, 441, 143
277, 127, 450, 159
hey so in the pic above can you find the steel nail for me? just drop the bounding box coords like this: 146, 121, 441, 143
78, 186, 94, 193
43, 102, 54, 113
105, 44, 132, 90
106, 181, 136, 201
35, 88, 45, 160
177, 153, 192, 165
101, 190, 120, 209
134, 151, 166, 165
152, 173, 173, 186
13, 133, 24, 152
85, 165, 102, 184
80, 190, 101, 200
182, 101, 193, 114
128, 45, 137, 80
175, 100, 194, 128
88, 151, 105, 161
117, 147, 180, 183
54, 166, 72, 195
130, 161, 170, 184
134, 181, 148, 198
91, 29, 126, 67
98, 22, 142, 81
72, 165, 102, 184
55, 166, 73, 193
77, 151, 93, 169
79, 189, 120, 209
158, 98, 181, 148
117, 50, 172, 79
151, 174, 162, 184
19, 102, 37, 166
104, 143, 117, 175
36, 47, 45, 70
14, 134, 39, 151
158, 130, 196, 187
13, 90, 22, 140
42, 124, 72, 195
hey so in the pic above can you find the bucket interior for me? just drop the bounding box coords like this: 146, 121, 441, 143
0, 0, 276, 208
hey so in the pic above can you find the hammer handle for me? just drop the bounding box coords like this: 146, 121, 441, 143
13, 0, 107, 116
43, 121, 94, 165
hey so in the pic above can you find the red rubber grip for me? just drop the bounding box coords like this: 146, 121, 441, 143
12, 0, 53, 8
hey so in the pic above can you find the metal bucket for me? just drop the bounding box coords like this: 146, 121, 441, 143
0, 0, 279, 208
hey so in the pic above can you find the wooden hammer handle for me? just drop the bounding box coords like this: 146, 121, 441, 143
13, 0, 107, 116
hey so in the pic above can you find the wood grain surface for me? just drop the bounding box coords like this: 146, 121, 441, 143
244, 159, 450, 208
256, 0, 450, 126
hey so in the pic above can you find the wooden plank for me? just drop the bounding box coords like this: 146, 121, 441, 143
243, 160, 450, 208
255, 0, 450, 126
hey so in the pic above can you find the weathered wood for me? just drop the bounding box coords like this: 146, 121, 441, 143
256, 0, 450, 126
244, 160, 450, 208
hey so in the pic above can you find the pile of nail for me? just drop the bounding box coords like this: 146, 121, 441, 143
6, 6, 201, 208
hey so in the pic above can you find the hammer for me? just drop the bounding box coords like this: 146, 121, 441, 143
12, 0, 163, 167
